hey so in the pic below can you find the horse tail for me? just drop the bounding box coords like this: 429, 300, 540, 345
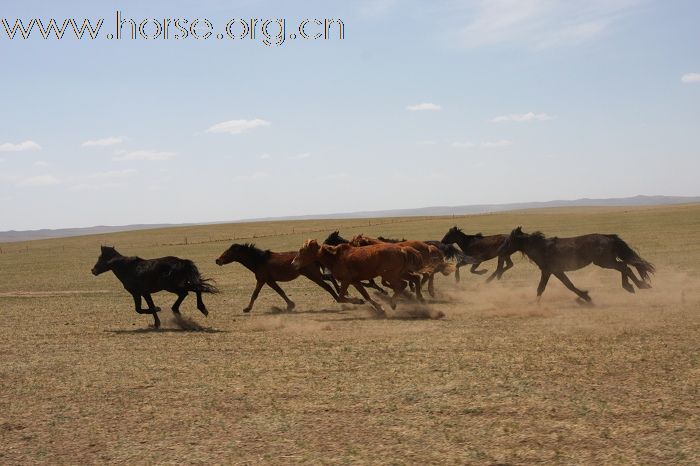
401, 247, 424, 274
184, 261, 220, 294
448, 247, 479, 266
612, 235, 655, 281
430, 261, 456, 276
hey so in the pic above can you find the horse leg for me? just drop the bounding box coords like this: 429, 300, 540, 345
367, 279, 388, 295
172, 291, 188, 314
486, 257, 504, 283
304, 270, 363, 305
410, 274, 425, 302
470, 263, 487, 275
329, 276, 343, 294
351, 282, 385, 316
143, 294, 161, 328
455, 264, 461, 282
501, 255, 514, 278
536, 271, 551, 302
195, 291, 208, 316
553, 272, 591, 302
243, 280, 265, 313
267, 280, 295, 311
427, 274, 435, 298
594, 258, 637, 293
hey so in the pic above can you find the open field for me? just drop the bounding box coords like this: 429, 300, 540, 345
1, 204, 699, 464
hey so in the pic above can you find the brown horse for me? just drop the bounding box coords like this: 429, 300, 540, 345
350, 235, 454, 297
291, 239, 426, 315
498, 227, 655, 302
323, 231, 388, 295
215, 243, 362, 313
441, 227, 513, 282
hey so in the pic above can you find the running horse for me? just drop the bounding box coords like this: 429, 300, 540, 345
215, 243, 363, 313
91, 246, 218, 328
291, 239, 428, 316
498, 227, 655, 302
350, 234, 454, 297
440, 227, 514, 282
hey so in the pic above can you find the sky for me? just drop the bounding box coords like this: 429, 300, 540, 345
0, 0, 699, 230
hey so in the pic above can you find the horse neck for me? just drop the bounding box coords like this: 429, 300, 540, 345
520, 239, 545, 265
454, 231, 475, 250
109, 256, 139, 281
234, 251, 262, 273
318, 245, 340, 268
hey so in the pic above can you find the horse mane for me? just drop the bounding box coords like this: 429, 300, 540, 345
377, 236, 406, 243
474, 232, 484, 238
238, 243, 271, 265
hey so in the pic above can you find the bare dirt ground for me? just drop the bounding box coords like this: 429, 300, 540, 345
1, 205, 698, 464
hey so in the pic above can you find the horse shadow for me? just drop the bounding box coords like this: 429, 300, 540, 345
105, 326, 227, 334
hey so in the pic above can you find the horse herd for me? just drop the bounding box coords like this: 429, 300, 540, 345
91, 226, 655, 328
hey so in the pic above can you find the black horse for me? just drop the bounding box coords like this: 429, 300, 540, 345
498, 227, 655, 302
91, 246, 218, 328
323, 231, 388, 295
441, 227, 513, 282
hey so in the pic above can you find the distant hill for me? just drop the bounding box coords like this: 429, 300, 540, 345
238, 195, 700, 221
0, 224, 187, 243
1, 195, 698, 243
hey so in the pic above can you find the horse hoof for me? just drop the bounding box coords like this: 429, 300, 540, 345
153, 307, 162, 313
242, 308, 251, 313
287, 303, 296, 312
200, 308, 209, 316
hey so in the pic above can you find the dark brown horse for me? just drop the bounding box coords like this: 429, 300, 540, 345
215, 243, 362, 313
91, 246, 218, 328
323, 231, 387, 295
291, 239, 426, 315
351, 234, 454, 297
498, 227, 655, 302
441, 227, 513, 282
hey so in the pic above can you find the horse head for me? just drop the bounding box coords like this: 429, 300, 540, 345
91, 245, 120, 275
292, 239, 321, 270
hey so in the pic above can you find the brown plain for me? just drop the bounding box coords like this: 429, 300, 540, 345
0, 204, 698, 464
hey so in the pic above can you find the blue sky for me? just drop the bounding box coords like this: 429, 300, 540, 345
1, 0, 698, 230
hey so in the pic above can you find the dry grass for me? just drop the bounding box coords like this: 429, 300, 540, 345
0, 204, 699, 464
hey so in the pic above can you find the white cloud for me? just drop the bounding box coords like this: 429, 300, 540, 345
452, 0, 641, 49
259, 153, 272, 159
481, 140, 513, 148
88, 169, 138, 179
0, 140, 41, 152
112, 150, 175, 161
16, 175, 60, 187
451, 141, 476, 148
69, 182, 126, 191
681, 73, 700, 84
291, 153, 312, 160
417, 140, 438, 145
490, 112, 553, 122
406, 103, 441, 111
206, 119, 271, 135
81, 137, 123, 147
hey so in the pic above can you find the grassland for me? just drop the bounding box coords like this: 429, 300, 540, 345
1, 204, 699, 464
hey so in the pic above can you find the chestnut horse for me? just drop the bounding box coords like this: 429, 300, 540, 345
350, 235, 454, 297
291, 239, 426, 315
498, 227, 655, 302
441, 226, 514, 282
323, 231, 388, 295
215, 243, 362, 313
